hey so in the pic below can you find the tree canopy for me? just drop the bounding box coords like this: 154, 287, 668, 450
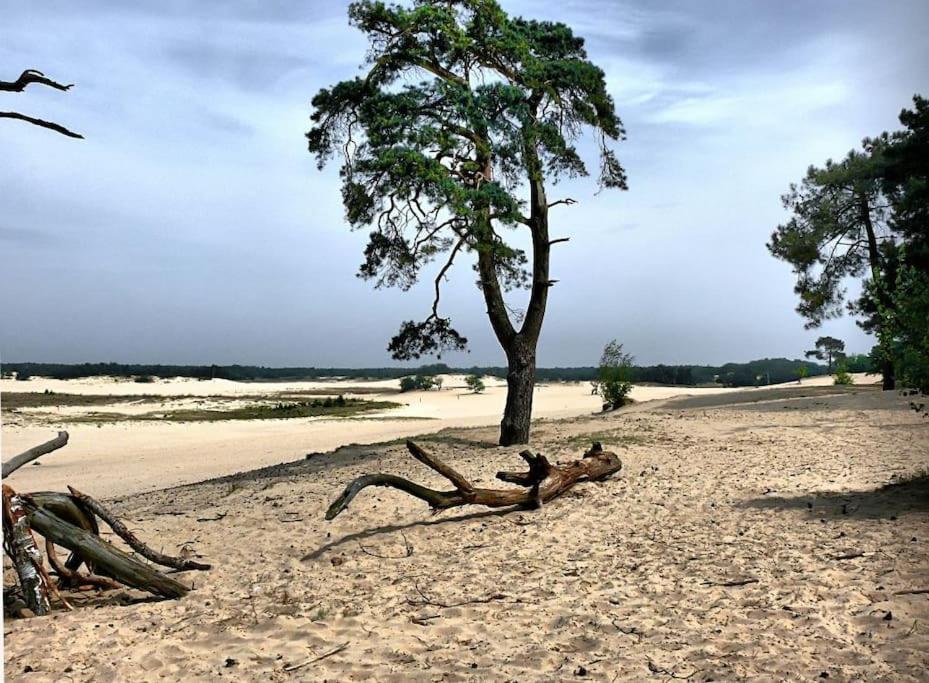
307, 0, 626, 361
769, 94, 928, 394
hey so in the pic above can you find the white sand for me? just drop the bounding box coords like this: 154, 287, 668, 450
1, 373, 878, 497
3, 385, 925, 681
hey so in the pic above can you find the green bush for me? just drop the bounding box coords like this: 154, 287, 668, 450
399, 374, 438, 392
593, 340, 634, 410
464, 374, 485, 394
833, 367, 854, 385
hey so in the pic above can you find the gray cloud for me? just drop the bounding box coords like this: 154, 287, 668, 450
1, 1, 928, 367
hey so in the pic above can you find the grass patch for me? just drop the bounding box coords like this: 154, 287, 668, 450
55, 398, 401, 424
1, 392, 173, 410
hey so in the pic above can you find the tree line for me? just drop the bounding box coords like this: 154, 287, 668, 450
2, 357, 856, 388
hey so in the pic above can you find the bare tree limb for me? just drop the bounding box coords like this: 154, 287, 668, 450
2, 431, 69, 478
0, 112, 84, 139
67, 486, 211, 571
326, 441, 621, 521
0, 69, 73, 92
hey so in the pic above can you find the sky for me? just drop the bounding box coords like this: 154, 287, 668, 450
1, 0, 928, 368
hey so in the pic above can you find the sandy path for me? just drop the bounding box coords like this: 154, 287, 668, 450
3, 386, 926, 681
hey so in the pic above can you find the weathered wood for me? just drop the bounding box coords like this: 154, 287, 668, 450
25, 501, 189, 599
67, 486, 211, 571
2, 485, 51, 615
2, 431, 69, 478
45, 537, 120, 590
325, 441, 621, 520
29, 491, 100, 573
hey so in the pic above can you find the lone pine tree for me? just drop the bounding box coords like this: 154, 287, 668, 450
307, 0, 626, 445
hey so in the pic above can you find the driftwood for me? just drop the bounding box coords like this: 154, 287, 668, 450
2, 431, 69, 478
2, 485, 53, 615
2, 433, 209, 616
25, 502, 189, 599
67, 486, 211, 571
326, 440, 621, 520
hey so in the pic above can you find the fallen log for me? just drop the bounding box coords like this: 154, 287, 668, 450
325, 440, 621, 520
2, 434, 208, 616
2, 431, 69, 478
24, 500, 190, 599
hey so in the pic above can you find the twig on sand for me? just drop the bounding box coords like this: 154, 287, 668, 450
282, 642, 350, 672
407, 579, 505, 608
196, 513, 226, 522
702, 577, 759, 587
646, 658, 703, 680
832, 551, 867, 561
358, 531, 413, 559
895, 588, 929, 596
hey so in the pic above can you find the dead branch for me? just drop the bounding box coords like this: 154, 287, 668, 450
326, 440, 621, 521
0, 69, 73, 92
2, 431, 69, 478
282, 642, 351, 672
408, 579, 506, 609
0, 112, 84, 139
358, 531, 413, 559
702, 577, 759, 587
67, 486, 211, 571
24, 500, 189, 599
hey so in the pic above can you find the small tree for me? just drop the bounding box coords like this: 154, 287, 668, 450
593, 340, 633, 410
804, 336, 846, 371
464, 374, 486, 394
797, 365, 809, 384
834, 366, 853, 385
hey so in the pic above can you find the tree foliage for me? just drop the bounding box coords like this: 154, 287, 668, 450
592, 340, 633, 410
804, 336, 846, 371
306, 0, 626, 361
769, 94, 928, 393
464, 374, 485, 393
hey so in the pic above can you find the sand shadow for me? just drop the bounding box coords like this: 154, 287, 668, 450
738, 473, 929, 519
301, 507, 522, 562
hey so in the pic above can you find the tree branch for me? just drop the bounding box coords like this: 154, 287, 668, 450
0, 112, 83, 139
0, 69, 73, 93
3, 431, 69, 478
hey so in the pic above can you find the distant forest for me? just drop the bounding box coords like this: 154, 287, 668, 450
1, 356, 875, 388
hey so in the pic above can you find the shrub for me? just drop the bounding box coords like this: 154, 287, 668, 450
134, 375, 155, 383
399, 374, 438, 392
593, 340, 634, 410
464, 374, 485, 393
833, 367, 853, 385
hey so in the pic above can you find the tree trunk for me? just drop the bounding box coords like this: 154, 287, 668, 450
882, 358, 896, 391
500, 341, 536, 446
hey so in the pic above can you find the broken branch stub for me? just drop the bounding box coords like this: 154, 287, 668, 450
325, 440, 621, 521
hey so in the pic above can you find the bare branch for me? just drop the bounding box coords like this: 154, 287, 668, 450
0, 69, 73, 93
0, 112, 83, 139
3, 432, 69, 478
547, 198, 577, 208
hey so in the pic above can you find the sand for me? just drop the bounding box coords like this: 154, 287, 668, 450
0, 373, 877, 497
3, 382, 926, 681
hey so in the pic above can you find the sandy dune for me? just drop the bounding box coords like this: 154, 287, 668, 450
0, 374, 877, 497
2, 385, 926, 681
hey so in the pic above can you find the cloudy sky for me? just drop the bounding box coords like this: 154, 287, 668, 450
2, 1, 927, 367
